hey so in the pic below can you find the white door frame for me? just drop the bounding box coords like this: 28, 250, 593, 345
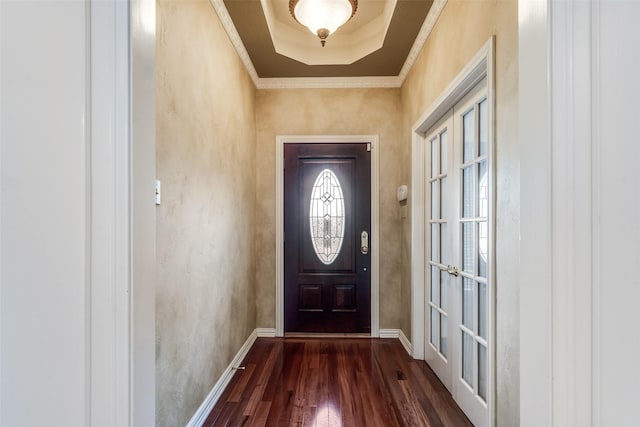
520, 0, 619, 425
130, 0, 157, 425
91, 1, 156, 425
275, 135, 380, 337
410, 37, 495, 423
0, 1, 155, 425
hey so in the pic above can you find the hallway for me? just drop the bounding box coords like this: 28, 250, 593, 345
4, 0, 640, 426
204, 338, 472, 426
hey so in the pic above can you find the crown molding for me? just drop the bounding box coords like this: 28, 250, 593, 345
211, 0, 447, 90
209, 0, 259, 83
398, 0, 447, 83
256, 76, 402, 90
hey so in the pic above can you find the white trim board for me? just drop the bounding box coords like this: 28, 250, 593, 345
89, 2, 134, 425
379, 329, 413, 356
275, 135, 380, 338
517, 1, 640, 424
209, 0, 447, 89
130, 0, 158, 424
547, 3, 594, 424
185, 330, 258, 427
256, 76, 401, 90
256, 328, 276, 338
518, 2, 552, 426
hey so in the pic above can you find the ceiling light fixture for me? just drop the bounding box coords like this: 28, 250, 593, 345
289, 0, 358, 47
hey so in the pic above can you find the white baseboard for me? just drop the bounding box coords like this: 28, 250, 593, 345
185, 329, 258, 427
378, 328, 398, 338
256, 327, 276, 337
379, 328, 413, 356
398, 330, 413, 355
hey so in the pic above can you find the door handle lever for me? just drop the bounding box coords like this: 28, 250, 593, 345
361, 231, 369, 255
446, 265, 459, 277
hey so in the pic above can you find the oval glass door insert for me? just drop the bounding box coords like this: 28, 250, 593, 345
309, 169, 345, 265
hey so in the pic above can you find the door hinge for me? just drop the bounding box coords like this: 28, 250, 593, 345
155, 180, 161, 205
366, 143, 371, 152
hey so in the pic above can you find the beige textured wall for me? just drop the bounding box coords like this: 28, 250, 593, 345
155, 1, 256, 426
400, 0, 519, 424
255, 88, 404, 330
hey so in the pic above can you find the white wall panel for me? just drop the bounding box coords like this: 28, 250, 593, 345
1, 2, 89, 425
1, 2, 155, 425
520, 1, 640, 425
596, 2, 640, 424
519, 1, 551, 425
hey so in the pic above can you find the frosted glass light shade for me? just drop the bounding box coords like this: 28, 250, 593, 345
291, 0, 357, 45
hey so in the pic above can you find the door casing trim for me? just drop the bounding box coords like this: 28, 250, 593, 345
275, 135, 380, 337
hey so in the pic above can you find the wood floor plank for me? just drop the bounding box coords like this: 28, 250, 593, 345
248, 401, 271, 427
229, 364, 257, 403
244, 385, 267, 417
205, 338, 472, 426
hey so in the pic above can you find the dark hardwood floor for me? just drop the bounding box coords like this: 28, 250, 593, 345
203, 338, 472, 426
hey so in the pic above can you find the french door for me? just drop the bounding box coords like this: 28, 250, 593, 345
425, 79, 491, 427
424, 112, 454, 390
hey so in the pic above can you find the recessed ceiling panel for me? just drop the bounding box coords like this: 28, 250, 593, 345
262, 0, 396, 66
223, 0, 433, 78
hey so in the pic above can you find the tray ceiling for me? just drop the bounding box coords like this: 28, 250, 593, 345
222, 0, 433, 79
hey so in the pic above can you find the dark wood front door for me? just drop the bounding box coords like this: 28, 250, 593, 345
284, 143, 371, 333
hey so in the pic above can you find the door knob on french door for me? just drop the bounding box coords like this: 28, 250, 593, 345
446, 265, 459, 277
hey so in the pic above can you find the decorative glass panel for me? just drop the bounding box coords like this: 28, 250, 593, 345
431, 181, 439, 219
463, 166, 474, 218
462, 332, 474, 387
463, 278, 474, 328
431, 224, 439, 263
478, 343, 487, 401
431, 266, 439, 306
478, 160, 488, 219
463, 222, 474, 273
463, 109, 475, 163
309, 169, 345, 265
431, 137, 439, 178
431, 308, 438, 346
478, 222, 488, 278
440, 270, 447, 312
479, 281, 487, 339
479, 99, 488, 157
440, 177, 446, 219
440, 314, 448, 358
440, 129, 448, 173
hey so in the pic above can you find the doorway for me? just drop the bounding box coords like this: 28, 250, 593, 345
275, 135, 380, 337
284, 143, 371, 333
410, 38, 495, 427
425, 79, 490, 427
